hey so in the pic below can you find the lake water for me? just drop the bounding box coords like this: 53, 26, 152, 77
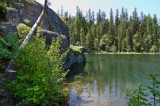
66, 54, 160, 106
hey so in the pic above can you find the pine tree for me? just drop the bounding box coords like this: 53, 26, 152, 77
86, 29, 92, 51
126, 26, 132, 52
152, 14, 158, 52
97, 9, 102, 24
118, 19, 126, 52
120, 6, 125, 20
90, 24, 96, 48
92, 11, 95, 24
139, 23, 144, 52
133, 33, 140, 52
66, 6, 160, 53
125, 8, 128, 22
132, 8, 139, 34
96, 22, 104, 51
80, 27, 85, 46
108, 8, 115, 46
61, 5, 63, 16
115, 9, 120, 49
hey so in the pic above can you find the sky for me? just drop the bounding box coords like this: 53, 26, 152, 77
36, 0, 160, 19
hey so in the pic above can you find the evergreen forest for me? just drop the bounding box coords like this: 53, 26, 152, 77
60, 6, 160, 53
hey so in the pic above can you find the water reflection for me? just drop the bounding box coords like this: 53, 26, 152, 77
66, 63, 86, 77
67, 54, 160, 106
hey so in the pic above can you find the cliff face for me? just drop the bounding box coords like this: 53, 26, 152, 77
0, 0, 71, 72
0, 1, 86, 73
0, 0, 70, 48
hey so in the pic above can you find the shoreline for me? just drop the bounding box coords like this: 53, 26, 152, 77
85, 52, 158, 55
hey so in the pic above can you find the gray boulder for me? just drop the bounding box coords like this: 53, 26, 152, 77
1, 0, 69, 43
37, 30, 70, 53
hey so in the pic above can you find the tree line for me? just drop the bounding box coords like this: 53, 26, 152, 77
59, 6, 160, 53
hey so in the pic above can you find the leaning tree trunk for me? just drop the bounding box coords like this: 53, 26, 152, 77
5, 0, 48, 76
20, 0, 48, 48
40, 0, 48, 29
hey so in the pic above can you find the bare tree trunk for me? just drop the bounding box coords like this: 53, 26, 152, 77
20, 10, 44, 48
5, 0, 48, 75
40, 0, 48, 29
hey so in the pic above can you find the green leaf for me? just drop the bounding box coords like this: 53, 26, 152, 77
0, 89, 4, 94
147, 85, 152, 89
156, 99, 160, 103
156, 81, 160, 85
155, 74, 160, 76
139, 97, 148, 101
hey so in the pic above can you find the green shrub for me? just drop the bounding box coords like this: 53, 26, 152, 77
0, 2, 7, 21
0, 89, 4, 94
0, 32, 19, 59
8, 35, 67, 105
150, 45, 157, 52
24, 19, 30, 26
126, 74, 160, 106
36, 26, 42, 31
16, 23, 31, 39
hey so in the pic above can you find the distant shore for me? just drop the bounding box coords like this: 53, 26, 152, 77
86, 51, 159, 55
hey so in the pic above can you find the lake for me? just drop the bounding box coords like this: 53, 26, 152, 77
66, 54, 160, 106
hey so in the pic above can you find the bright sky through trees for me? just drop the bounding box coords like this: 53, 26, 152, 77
36, 0, 160, 19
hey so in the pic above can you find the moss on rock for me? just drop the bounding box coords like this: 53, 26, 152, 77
16, 23, 31, 38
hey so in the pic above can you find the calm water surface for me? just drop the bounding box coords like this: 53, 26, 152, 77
66, 54, 160, 106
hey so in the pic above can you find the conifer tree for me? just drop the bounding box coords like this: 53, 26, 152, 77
108, 8, 115, 46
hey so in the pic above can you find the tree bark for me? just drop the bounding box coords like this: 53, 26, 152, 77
40, 0, 48, 29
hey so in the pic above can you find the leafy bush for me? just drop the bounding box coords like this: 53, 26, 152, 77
150, 45, 157, 52
0, 89, 4, 94
7, 35, 67, 105
0, 2, 7, 21
126, 74, 160, 106
16, 23, 31, 39
126, 84, 148, 106
0, 32, 19, 59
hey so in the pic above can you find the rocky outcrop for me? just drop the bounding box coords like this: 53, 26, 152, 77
63, 46, 86, 70
37, 30, 69, 53
0, 1, 86, 80
0, 0, 70, 79
0, 0, 69, 41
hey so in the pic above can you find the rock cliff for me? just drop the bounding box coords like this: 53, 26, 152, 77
0, 0, 86, 73
0, 0, 69, 45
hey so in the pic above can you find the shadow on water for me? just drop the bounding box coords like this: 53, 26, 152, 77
66, 62, 86, 78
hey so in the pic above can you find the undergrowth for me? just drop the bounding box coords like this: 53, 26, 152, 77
7, 35, 68, 105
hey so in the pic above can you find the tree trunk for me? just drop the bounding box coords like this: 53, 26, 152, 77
20, 0, 48, 48
40, 0, 48, 29
20, 10, 44, 48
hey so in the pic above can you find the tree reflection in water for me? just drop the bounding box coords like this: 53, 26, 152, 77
66, 54, 160, 105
